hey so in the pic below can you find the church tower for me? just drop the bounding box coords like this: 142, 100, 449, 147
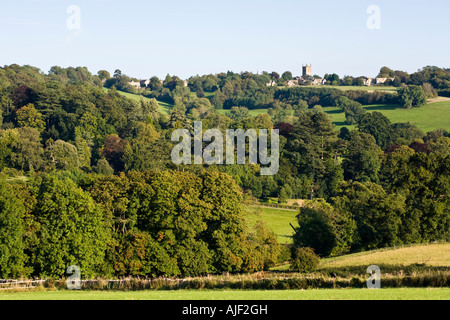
302, 64, 312, 77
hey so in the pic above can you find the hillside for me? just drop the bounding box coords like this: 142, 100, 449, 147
323, 100, 450, 132
272, 243, 450, 272
306, 85, 399, 93
320, 243, 450, 269
103, 88, 172, 115
244, 205, 299, 244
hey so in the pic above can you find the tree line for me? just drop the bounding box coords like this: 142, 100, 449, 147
0, 170, 281, 279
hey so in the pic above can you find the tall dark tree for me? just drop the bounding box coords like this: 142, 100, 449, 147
342, 130, 383, 182
357, 112, 392, 149
0, 181, 28, 278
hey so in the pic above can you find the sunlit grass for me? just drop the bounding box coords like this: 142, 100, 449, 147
323, 101, 450, 132
103, 87, 172, 115
1, 288, 448, 300
244, 205, 299, 244
320, 243, 450, 269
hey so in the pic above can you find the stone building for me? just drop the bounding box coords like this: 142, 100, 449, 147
375, 77, 395, 85
129, 81, 141, 89
302, 64, 312, 77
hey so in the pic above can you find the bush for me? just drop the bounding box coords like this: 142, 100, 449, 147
277, 244, 293, 263
293, 199, 355, 257
289, 247, 320, 273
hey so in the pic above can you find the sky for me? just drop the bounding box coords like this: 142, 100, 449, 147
0, 0, 449, 80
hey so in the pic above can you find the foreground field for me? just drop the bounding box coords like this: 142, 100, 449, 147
1, 288, 448, 300
1, 244, 448, 299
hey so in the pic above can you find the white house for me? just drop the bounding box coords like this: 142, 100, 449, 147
312, 78, 327, 86
363, 77, 373, 86
376, 77, 395, 85
129, 81, 141, 89
140, 79, 151, 87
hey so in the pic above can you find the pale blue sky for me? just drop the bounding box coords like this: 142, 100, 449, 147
1, 0, 449, 79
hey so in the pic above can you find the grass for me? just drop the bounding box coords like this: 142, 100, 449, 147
365, 101, 450, 132
217, 101, 449, 133
277, 85, 399, 93
272, 243, 450, 272
316, 85, 399, 92
1, 244, 448, 299
244, 206, 299, 244
4, 175, 28, 182
320, 243, 450, 269
323, 101, 450, 132
216, 108, 269, 117
1, 288, 448, 300
104, 85, 449, 132
103, 87, 172, 115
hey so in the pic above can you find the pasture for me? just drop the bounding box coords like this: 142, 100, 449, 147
216, 108, 269, 117
1, 243, 448, 300
244, 205, 298, 244
1, 288, 448, 300
104, 88, 172, 115
216, 100, 450, 133
307, 85, 399, 93
324, 100, 450, 132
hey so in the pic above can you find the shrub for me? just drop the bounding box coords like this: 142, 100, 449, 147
277, 244, 293, 263
293, 199, 356, 257
289, 247, 320, 273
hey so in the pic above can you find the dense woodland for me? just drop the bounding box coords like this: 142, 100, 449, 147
0, 64, 449, 279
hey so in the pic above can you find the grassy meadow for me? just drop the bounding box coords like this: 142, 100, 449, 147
107, 87, 450, 133
1, 288, 448, 300
104, 88, 172, 115
244, 205, 298, 244
0, 206, 450, 300
217, 99, 450, 133
307, 85, 399, 92
216, 108, 270, 117
320, 243, 450, 269
324, 100, 450, 132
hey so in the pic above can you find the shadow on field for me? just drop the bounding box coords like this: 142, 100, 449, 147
364, 104, 401, 111
324, 109, 343, 114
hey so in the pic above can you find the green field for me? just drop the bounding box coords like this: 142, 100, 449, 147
278, 85, 399, 93
324, 101, 450, 132
216, 108, 269, 117
1, 243, 448, 300
313, 85, 399, 92
1, 288, 448, 300
103, 88, 172, 115
217, 101, 450, 133
105, 86, 449, 132
244, 206, 298, 244
320, 243, 450, 269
